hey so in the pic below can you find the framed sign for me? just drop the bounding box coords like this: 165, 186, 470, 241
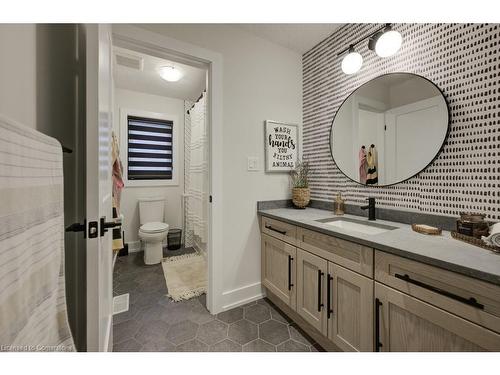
265, 120, 299, 172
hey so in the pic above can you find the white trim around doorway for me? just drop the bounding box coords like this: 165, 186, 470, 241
112, 24, 224, 314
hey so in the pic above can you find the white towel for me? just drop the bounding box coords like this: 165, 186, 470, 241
482, 222, 500, 248
0, 115, 75, 351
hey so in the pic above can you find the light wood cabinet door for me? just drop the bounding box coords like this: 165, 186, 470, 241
327, 263, 374, 352
375, 283, 500, 352
296, 248, 328, 335
261, 233, 296, 310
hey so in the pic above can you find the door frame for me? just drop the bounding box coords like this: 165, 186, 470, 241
111, 25, 224, 314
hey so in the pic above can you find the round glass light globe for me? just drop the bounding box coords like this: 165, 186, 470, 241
375, 30, 402, 57
341, 51, 363, 75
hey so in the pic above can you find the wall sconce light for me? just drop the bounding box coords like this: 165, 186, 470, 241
338, 23, 403, 75
341, 45, 363, 75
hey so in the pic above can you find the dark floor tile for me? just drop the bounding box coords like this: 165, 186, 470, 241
217, 307, 243, 324
175, 339, 208, 352
242, 339, 276, 352
289, 324, 315, 346
228, 320, 258, 345
259, 320, 290, 345
166, 320, 199, 345
244, 303, 271, 324
209, 339, 242, 352
139, 339, 176, 352
113, 338, 142, 352
196, 320, 228, 345
277, 339, 310, 352
134, 319, 170, 345
113, 319, 141, 344
189, 302, 215, 324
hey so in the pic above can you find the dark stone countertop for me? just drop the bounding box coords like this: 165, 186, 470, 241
258, 207, 500, 286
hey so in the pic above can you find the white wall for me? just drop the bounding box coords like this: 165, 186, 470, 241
0, 24, 36, 129
138, 24, 303, 308
113, 88, 185, 246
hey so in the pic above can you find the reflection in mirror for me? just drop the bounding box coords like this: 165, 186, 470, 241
330, 73, 449, 186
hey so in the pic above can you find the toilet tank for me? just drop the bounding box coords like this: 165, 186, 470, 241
139, 197, 165, 225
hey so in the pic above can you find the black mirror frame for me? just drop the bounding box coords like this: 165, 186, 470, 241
328, 72, 451, 188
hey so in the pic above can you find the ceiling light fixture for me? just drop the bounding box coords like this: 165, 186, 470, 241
341, 45, 363, 75
338, 24, 403, 75
159, 66, 183, 82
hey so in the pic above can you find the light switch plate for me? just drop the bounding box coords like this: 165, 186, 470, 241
247, 156, 260, 171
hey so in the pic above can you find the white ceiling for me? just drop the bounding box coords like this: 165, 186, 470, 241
236, 24, 343, 54
113, 46, 206, 101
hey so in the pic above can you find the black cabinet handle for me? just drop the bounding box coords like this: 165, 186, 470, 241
265, 225, 287, 235
317, 270, 324, 312
327, 274, 333, 319
394, 273, 484, 310
375, 298, 383, 352
288, 255, 294, 291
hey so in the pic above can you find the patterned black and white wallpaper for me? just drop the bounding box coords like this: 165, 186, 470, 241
302, 23, 499, 220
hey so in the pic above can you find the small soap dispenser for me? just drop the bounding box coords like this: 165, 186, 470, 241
334, 193, 345, 216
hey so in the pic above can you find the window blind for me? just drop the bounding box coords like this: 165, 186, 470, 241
127, 115, 173, 180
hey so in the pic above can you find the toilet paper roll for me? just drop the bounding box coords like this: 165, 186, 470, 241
482, 222, 500, 248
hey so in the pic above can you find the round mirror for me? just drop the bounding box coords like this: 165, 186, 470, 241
330, 73, 449, 186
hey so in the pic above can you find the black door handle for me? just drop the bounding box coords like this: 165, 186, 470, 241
265, 225, 287, 235
288, 255, 294, 291
65, 220, 86, 238
394, 273, 484, 310
100, 216, 121, 237
317, 270, 324, 312
327, 274, 333, 319
375, 298, 383, 352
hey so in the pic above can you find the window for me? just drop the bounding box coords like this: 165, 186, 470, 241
127, 115, 173, 180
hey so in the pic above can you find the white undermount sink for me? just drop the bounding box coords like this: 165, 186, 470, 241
316, 217, 398, 235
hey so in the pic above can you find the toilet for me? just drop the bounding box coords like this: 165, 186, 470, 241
138, 197, 169, 265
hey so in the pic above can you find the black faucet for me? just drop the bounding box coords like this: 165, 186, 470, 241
361, 197, 376, 221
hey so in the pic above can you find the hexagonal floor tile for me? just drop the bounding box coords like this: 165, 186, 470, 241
113, 319, 141, 344
217, 307, 243, 324
288, 324, 315, 346
139, 338, 176, 352
176, 339, 208, 352
277, 339, 310, 352
113, 338, 142, 352
242, 339, 276, 352
209, 339, 242, 352
189, 302, 215, 324
196, 320, 228, 345
228, 319, 258, 344
134, 319, 170, 345
166, 320, 199, 345
244, 303, 271, 324
259, 320, 289, 345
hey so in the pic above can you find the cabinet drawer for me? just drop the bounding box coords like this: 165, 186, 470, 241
375, 250, 500, 334
297, 227, 373, 277
375, 282, 500, 351
261, 216, 297, 245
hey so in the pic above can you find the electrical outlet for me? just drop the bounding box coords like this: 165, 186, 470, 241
247, 156, 259, 171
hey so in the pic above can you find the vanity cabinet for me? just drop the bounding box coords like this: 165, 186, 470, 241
296, 249, 328, 334
375, 283, 500, 351
260, 214, 500, 352
261, 233, 296, 310
328, 263, 373, 351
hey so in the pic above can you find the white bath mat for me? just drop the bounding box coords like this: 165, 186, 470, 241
161, 253, 207, 302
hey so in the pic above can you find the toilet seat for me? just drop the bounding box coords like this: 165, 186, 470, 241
140, 222, 169, 233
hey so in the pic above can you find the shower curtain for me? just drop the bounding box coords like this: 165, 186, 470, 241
184, 92, 208, 252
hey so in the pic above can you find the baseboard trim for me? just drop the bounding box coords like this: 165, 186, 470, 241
221, 281, 265, 311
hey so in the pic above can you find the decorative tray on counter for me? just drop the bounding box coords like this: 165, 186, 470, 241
451, 231, 500, 253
